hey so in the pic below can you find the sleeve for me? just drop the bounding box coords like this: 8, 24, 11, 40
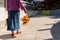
19, 0, 26, 11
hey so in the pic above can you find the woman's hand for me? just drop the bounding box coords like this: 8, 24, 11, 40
24, 10, 28, 14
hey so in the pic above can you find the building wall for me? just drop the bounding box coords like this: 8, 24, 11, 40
0, 0, 6, 7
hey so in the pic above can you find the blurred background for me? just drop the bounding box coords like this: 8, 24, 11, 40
0, 0, 60, 18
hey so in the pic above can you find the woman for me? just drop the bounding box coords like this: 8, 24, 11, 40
6, 0, 27, 37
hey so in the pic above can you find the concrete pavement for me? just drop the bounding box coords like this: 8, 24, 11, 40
0, 16, 60, 40
0, 6, 60, 40
0, 1, 60, 40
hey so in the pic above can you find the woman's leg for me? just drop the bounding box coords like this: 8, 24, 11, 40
11, 30, 16, 37
7, 11, 17, 37
13, 11, 21, 34
7, 11, 15, 31
7, 11, 21, 37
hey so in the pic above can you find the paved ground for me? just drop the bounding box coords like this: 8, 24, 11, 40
0, 15, 60, 40
0, 4, 60, 40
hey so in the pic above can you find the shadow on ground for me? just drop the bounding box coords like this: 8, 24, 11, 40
27, 10, 60, 18
37, 21, 60, 40
0, 34, 15, 40
45, 21, 60, 40
49, 15, 60, 19
27, 8, 60, 19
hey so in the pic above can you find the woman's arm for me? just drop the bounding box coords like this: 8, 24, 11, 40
19, 0, 27, 13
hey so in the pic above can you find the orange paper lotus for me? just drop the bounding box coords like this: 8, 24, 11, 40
21, 16, 30, 25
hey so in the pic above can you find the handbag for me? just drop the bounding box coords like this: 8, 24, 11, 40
21, 15, 30, 25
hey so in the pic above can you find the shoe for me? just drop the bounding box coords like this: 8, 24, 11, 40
11, 33, 16, 38
16, 31, 22, 34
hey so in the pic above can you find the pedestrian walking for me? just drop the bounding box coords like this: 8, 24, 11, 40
6, 0, 27, 37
